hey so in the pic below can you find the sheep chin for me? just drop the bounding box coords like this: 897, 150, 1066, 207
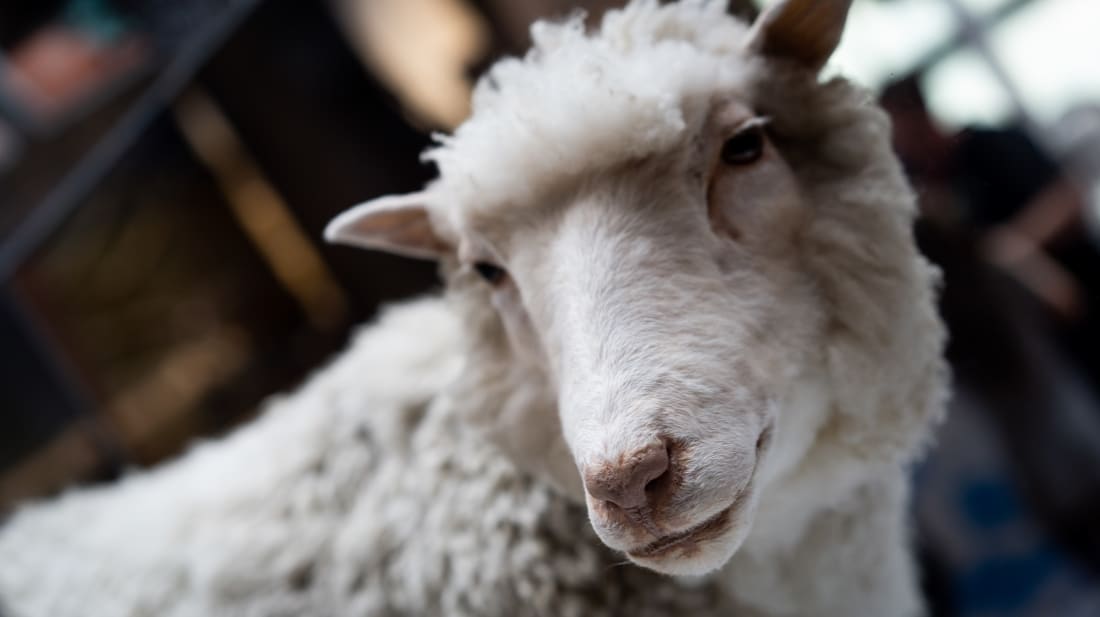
624, 485, 758, 577
625, 519, 746, 578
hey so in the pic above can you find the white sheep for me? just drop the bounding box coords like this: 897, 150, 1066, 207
0, 1, 948, 616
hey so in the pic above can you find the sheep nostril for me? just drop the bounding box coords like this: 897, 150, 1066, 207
644, 472, 667, 496
584, 442, 670, 509
756, 425, 774, 453
644, 443, 674, 496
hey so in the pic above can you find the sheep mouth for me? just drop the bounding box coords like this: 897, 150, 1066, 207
626, 503, 735, 560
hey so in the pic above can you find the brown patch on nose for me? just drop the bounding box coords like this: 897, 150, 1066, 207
584, 442, 671, 510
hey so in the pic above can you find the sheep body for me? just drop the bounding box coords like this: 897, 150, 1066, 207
0, 299, 742, 617
0, 2, 947, 615
0, 297, 922, 617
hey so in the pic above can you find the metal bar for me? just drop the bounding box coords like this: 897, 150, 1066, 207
940, 0, 1041, 137
914, 0, 1033, 79
0, 282, 127, 475
0, 0, 264, 282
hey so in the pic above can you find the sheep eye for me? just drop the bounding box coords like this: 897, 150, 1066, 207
473, 262, 506, 285
721, 125, 765, 166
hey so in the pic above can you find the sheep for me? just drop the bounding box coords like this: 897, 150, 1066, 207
0, 1, 948, 616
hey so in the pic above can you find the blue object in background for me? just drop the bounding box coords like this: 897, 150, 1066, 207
914, 388, 1100, 616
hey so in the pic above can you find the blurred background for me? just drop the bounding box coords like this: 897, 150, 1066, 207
0, 0, 1098, 615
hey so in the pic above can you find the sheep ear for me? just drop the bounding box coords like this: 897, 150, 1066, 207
747, 0, 853, 70
324, 192, 453, 260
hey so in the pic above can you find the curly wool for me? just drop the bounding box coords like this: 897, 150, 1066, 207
425, 0, 754, 213
0, 1, 948, 615
0, 298, 744, 617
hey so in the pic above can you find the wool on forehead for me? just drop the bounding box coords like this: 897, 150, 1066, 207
424, 0, 756, 216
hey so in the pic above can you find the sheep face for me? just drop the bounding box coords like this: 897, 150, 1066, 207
484, 103, 820, 576
327, 105, 821, 575
327, 0, 874, 577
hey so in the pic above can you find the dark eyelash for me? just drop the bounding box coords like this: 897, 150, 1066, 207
720, 124, 766, 166
473, 262, 506, 285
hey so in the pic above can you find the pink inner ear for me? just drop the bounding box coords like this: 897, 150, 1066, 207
364, 209, 453, 257
324, 196, 453, 260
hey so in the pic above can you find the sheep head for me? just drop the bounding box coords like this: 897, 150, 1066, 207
327, 0, 944, 578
